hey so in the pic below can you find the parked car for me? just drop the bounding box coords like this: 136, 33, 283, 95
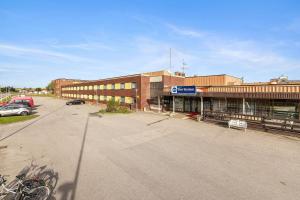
8, 101, 31, 108
9, 97, 34, 108
66, 99, 85, 105
0, 102, 8, 107
0, 105, 31, 117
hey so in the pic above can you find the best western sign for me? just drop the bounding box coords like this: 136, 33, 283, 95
171, 86, 197, 95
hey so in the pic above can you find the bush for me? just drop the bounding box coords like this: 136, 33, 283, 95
100, 99, 130, 113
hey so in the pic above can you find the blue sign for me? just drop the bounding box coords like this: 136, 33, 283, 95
171, 86, 196, 95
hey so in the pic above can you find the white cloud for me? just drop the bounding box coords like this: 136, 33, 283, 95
0, 43, 94, 62
166, 24, 300, 75
51, 42, 114, 51
167, 24, 206, 38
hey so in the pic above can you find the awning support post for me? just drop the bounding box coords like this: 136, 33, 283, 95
172, 96, 175, 114
242, 98, 246, 115
200, 96, 204, 117
158, 95, 161, 113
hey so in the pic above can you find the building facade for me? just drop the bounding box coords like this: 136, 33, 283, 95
54, 71, 300, 120
53, 78, 86, 97
59, 71, 186, 110
162, 83, 300, 119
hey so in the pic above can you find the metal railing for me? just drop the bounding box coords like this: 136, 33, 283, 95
203, 111, 300, 135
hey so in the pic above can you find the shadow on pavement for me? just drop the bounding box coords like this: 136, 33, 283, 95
2, 162, 59, 200
57, 115, 90, 200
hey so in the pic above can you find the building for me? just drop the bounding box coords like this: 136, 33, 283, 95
54, 70, 300, 121
52, 78, 87, 97
161, 83, 300, 120
60, 71, 184, 110
184, 74, 243, 86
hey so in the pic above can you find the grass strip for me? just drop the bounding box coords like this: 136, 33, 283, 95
0, 115, 39, 124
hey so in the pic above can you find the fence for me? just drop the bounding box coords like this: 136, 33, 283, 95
203, 111, 300, 135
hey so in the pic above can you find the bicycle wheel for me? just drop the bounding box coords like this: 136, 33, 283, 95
23, 186, 50, 200
18, 179, 50, 200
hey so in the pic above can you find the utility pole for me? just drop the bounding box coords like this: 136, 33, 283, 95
169, 48, 172, 86
182, 59, 187, 74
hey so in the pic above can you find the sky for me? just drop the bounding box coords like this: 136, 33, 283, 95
0, 0, 300, 87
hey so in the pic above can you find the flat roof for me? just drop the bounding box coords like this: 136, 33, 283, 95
186, 74, 242, 80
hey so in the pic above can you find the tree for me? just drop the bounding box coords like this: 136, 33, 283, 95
46, 81, 54, 93
35, 88, 42, 92
0, 86, 16, 93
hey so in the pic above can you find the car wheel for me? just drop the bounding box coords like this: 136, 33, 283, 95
20, 111, 28, 116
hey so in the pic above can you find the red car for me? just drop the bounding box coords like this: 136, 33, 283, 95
9, 97, 35, 108
0, 102, 7, 107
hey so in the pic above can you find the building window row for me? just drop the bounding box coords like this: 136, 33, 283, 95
62, 93, 133, 104
62, 82, 137, 91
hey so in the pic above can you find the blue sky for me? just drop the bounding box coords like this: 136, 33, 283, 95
0, 0, 300, 87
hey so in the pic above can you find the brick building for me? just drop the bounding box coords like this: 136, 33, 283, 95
54, 71, 300, 121
60, 71, 184, 110
52, 78, 87, 97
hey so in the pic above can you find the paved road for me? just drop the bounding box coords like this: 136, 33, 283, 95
1, 97, 300, 200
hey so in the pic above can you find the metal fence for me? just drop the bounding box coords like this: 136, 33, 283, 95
203, 110, 300, 135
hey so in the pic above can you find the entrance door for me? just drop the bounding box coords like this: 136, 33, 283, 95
184, 98, 191, 112
191, 99, 199, 113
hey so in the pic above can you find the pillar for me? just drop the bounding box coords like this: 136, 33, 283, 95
242, 98, 246, 115
298, 101, 300, 120
158, 95, 161, 113
225, 97, 227, 112
200, 96, 204, 116
172, 96, 175, 114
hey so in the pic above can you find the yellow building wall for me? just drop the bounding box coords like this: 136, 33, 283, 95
115, 96, 120, 102
115, 83, 120, 89
125, 97, 132, 104
125, 83, 132, 89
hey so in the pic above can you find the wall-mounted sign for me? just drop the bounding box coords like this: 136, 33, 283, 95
171, 86, 197, 95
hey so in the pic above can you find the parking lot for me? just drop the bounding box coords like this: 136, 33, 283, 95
1, 97, 300, 200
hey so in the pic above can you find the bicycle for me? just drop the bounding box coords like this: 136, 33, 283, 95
0, 174, 50, 200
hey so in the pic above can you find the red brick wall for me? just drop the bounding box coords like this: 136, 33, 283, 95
162, 75, 185, 87
62, 75, 151, 110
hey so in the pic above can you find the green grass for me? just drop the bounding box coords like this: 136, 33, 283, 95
0, 115, 39, 124
98, 109, 132, 114
0, 96, 12, 103
30, 93, 55, 97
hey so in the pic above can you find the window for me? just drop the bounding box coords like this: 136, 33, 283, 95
120, 96, 125, 103
111, 96, 115, 101
104, 96, 107, 101
132, 82, 137, 89
120, 83, 125, 89
104, 85, 107, 90
111, 83, 115, 89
